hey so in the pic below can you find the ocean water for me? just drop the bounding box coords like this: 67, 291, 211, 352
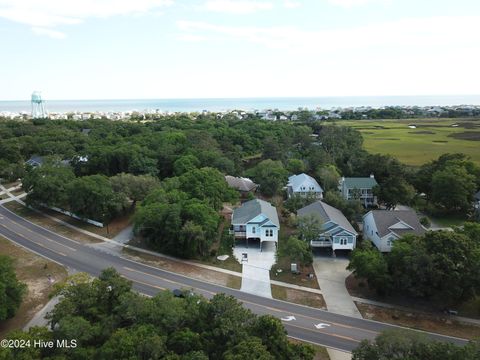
1, 95, 480, 113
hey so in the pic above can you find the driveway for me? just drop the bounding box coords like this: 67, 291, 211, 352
233, 241, 276, 298
312, 255, 362, 318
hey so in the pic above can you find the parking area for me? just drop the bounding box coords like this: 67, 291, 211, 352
233, 240, 276, 298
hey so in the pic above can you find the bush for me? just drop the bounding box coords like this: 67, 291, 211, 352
419, 216, 431, 228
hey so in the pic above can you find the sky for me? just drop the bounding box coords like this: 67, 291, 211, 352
1, 0, 480, 100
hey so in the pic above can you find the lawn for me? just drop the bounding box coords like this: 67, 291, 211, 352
337, 118, 480, 166
271, 285, 326, 309
356, 302, 480, 340
0, 237, 68, 338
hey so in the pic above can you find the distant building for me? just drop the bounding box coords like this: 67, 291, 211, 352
231, 199, 280, 251
338, 175, 378, 207
363, 210, 426, 252
287, 173, 323, 199
225, 176, 258, 194
298, 201, 357, 251
474, 190, 480, 208
25, 155, 44, 168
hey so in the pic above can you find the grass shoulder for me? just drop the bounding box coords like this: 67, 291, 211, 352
0, 237, 67, 339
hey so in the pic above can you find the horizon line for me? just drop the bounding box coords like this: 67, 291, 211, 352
2, 94, 480, 102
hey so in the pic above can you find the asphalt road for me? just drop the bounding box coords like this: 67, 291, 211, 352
0, 205, 468, 353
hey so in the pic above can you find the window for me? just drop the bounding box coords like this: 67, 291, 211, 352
348, 238, 353, 244
252, 227, 256, 234
339, 238, 347, 245
265, 229, 273, 237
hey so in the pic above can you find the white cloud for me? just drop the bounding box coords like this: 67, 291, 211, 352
327, 0, 390, 8
0, 0, 174, 37
283, 0, 301, 9
177, 33, 207, 42
32, 26, 66, 39
203, 0, 273, 14
177, 16, 480, 52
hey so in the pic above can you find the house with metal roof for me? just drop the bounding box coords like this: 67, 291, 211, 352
225, 175, 258, 193
231, 199, 280, 250
297, 201, 357, 251
338, 175, 378, 207
287, 173, 323, 199
363, 209, 426, 252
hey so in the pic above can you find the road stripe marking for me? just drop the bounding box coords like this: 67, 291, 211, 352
121, 275, 167, 291
123, 266, 214, 291
285, 323, 361, 343
122, 266, 371, 338
0, 232, 65, 267
0, 223, 67, 257
120, 271, 361, 344
2, 216, 78, 252
0, 205, 79, 244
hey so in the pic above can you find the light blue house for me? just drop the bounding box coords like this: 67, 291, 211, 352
287, 173, 323, 199
297, 201, 357, 251
231, 199, 280, 250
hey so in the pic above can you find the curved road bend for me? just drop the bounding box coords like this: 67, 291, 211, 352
0, 205, 468, 353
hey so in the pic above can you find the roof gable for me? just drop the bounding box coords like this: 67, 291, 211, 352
232, 199, 280, 227
369, 210, 425, 238
288, 173, 323, 193
297, 201, 357, 235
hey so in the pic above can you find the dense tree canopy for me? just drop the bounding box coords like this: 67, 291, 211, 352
134, 188, 221, 258
246, 160, 288, 197
0, 268, 315, 360
348, 227, 480, 304
0, 255, 26, 321
414, 153, 480, 213
353, 330, 480, 360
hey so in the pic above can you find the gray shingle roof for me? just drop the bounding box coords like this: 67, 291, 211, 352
288, 173, 323, 192
369, 210, 426, 238
297, 201, 357, 235
232, 199, 280, 227
342, 177, 378, 189
225, 176, 258, 192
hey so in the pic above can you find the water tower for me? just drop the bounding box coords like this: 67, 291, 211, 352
31, 91, 48, 118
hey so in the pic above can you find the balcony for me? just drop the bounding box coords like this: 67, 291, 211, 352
232, 231, 247, 238
311, 239, 332, 248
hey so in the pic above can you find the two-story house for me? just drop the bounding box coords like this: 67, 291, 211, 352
231, 199, 280, 251
287, 173, 323, 199
338, 175, 378, 207
297, 201, 357, 251
363, 209, 426, 252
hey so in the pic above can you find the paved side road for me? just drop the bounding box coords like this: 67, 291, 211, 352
0, 204, 469, 353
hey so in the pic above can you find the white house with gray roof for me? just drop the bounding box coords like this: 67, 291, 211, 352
363, 210, 426, 252
297, 201, 357, 251
231, 199, 280, 250
338, 175, 378, 207
287, 173, 323, 199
